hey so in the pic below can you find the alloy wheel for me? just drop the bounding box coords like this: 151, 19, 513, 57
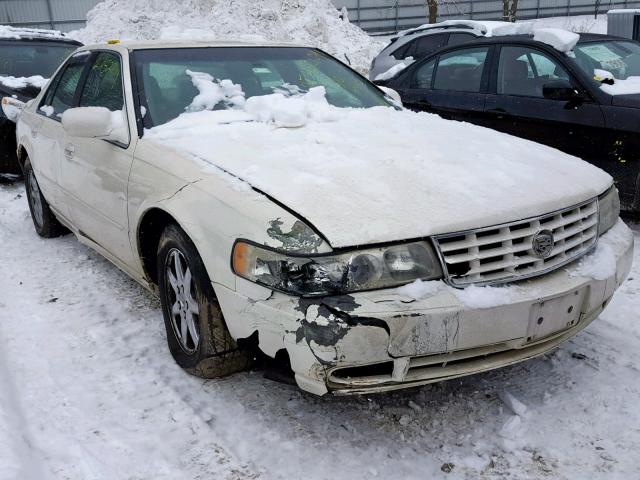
27, 170, 44, 228
165, 248, 200, 354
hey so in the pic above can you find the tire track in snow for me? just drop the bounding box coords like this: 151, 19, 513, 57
0, 327, 47, 480
0, 183, 259, 480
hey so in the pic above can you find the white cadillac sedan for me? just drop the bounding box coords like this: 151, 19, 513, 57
15, 40, 634, 395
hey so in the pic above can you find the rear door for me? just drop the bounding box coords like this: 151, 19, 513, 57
31, 53, 90, 219
484, 44, 606, 162
59, 50, 137, 265
402, 45, 493, 125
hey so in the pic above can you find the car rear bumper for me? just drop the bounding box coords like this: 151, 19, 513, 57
214, 220, 634, 396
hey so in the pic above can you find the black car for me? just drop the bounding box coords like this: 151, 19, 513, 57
378, 33, 640, 212
0, 28, 81, 174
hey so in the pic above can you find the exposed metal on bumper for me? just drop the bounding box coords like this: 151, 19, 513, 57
327, 306, 603, 395
214, 220, 634, 396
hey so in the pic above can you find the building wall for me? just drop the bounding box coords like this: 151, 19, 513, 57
1, 0, 639, 34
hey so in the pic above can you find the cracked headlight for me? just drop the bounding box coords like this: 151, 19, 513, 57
232, 240, 443, 296
598, 186, 620, 236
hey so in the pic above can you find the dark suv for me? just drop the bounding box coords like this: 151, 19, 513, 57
378, 33, 640, 212
0, 28, 81, 174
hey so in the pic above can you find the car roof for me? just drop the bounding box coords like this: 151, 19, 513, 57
78, 39, 305, 51
446, 32, 629, 47
0, 26, 82, 45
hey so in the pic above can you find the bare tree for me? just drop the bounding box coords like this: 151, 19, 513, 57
427, 0, 438, 23
502, 0, 519, 22
425, 0, 464, 24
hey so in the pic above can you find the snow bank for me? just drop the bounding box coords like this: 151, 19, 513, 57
0, 75, 48, 90
69, 0, 384, 74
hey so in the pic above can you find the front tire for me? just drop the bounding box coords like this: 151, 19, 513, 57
23, 157, 67, 238
157, 223, 251, 378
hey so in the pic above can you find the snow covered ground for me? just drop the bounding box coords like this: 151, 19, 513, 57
1, 177, 639, 480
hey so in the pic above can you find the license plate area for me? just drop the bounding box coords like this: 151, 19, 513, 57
526, 288, 587, 343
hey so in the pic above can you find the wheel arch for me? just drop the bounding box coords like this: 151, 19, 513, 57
137, 207, 184, 286
16, 144, 29, 172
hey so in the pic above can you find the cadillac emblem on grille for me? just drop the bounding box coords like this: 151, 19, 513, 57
532, 230, 554, 258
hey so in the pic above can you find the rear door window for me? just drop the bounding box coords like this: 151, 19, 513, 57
447, 33, 476, 46
412, 58, 437, 88
413, 34, 448, 58
433, 47, 489, 92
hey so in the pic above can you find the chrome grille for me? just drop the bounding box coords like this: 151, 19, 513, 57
433, 198, 599, 287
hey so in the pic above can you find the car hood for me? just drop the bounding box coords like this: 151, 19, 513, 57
610, 93, 640, 109
145, 106, 612, 248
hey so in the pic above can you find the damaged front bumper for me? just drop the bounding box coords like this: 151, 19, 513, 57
214, 220, 634, 396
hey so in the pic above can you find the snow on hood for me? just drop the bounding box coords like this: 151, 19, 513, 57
68, 0, 383, 74
145, 90, 612, 248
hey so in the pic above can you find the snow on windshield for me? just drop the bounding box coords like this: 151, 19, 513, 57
153, 71, 340, 129
0, 75, 49, 90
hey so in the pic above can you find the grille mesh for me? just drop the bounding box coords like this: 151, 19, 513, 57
433, 199, 599, 286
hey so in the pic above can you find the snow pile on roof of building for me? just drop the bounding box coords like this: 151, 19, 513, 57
0, 25, 66, 40
0, 75, 49, 90
68, 0, 384, 74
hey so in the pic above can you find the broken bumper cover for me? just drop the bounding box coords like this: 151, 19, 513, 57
215, 220, 634, 396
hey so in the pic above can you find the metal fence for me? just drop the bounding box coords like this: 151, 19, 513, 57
2, 0, 640, 35
334, 0, 640, 33
0, 0, 99, 32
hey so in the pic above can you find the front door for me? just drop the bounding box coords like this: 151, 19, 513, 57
59, 51, 136, 265
484, 45, 606, 163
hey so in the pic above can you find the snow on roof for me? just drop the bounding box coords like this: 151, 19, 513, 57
396, 20, 579, 53
68, 0, 385, 75
398, 20, 511, 38
487, 23, 580, 53
607, 9, 640, 14
0, 25, 66, 40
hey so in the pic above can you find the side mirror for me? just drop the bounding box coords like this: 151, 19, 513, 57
378, 86, 403, 107
62, 107, 128, 144
542, 79, 584, 102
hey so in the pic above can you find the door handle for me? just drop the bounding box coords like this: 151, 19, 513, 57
63, 144, 75, 159
487, 108, 507, 119
30, 128, 38, 138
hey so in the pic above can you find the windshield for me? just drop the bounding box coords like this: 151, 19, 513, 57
572, 40, 640, 81
0, 42, 77, 79
133, 47, 391, 128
